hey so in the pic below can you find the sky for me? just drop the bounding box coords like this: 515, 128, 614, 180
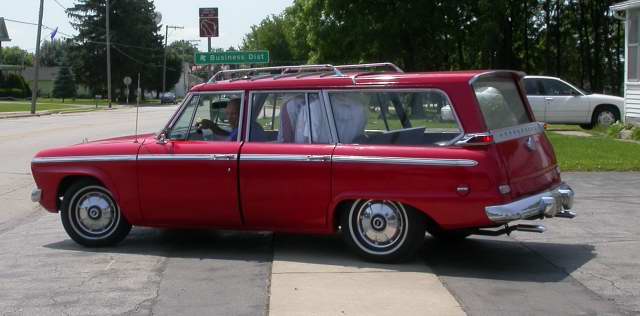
2, 0, 294, 52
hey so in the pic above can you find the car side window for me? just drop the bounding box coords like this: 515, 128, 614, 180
249, 92, 331, 144
167, 95, 199, 140
524, 79, 542, 95
329, 90, 462, 146
167, 93, 243, 141
541, 79, 576, 96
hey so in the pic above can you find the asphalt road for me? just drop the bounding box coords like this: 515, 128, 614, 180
0, 108, 638, 315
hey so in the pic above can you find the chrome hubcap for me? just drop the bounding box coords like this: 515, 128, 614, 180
597, 111, 616, 126
355, 200, 405, 249
75, 191, 116, 234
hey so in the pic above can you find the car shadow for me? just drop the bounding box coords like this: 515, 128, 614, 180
421, 235, 596, 282
43, 228, 596, 279
43, 227, 274, 263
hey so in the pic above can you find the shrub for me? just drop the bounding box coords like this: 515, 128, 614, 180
606, 121, 625, 138
632, 128, 640, 141
0, 73, 31, 97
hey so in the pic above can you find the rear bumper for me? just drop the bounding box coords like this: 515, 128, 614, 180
485, 183, 574, 224
31, 187, 42, 203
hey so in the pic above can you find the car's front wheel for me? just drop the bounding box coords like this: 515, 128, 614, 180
61, 180, 131, 247
341, 199, 425, 262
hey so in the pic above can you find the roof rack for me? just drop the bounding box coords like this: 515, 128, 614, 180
207, 62, 403, 83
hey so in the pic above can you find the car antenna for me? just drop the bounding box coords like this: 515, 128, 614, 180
134, 72, 140, 143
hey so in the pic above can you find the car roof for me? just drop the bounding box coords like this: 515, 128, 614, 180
191, 70, 518, 92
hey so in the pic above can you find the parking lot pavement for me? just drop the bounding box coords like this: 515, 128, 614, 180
2, 109, 640, 315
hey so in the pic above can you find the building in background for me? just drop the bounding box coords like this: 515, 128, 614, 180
612, 1, 640, 125
173, 62, 204, 97
21, 66, 90, 97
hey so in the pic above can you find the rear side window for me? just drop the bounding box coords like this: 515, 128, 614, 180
249, 92, 331, 144
328, 90, 462, 146
524, 79, 542, 95
472, 77, 531, 130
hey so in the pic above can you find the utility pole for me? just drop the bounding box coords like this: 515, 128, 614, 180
30, 0, 44, 114
162, 25, 183, 93
106, 0, 112, 108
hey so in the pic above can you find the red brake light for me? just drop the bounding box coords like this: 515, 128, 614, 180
476, 135, 494, 144
455, 134, 494, 146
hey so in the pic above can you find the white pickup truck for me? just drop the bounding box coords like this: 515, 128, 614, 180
524, 76, 624, 129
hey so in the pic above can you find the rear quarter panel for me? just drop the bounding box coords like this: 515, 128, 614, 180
330, 145, 503, 230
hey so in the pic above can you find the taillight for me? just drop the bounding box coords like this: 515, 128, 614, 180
455, 133, 494, 147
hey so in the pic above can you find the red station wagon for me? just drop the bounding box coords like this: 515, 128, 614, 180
31, 63, 575, 262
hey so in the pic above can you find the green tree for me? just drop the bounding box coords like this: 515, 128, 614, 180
0, 46, 33, 66
52, 65, 77, 102
67, 0, 178, 100
169, 40, 198, 64
243, 0, 624, 95
40, 40, 71, 67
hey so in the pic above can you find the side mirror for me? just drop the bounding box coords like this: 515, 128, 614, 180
156, 132, 169, 145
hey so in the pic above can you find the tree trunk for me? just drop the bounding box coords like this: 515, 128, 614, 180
544, 0, 552, 74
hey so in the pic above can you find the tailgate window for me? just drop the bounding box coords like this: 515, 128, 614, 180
472, 77, 531, 130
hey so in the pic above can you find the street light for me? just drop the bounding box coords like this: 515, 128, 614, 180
162, 25, 184, 94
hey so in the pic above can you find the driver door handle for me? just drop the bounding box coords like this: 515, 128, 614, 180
544, 97, 554, 101
213, 154, 236, 160
306, 155, 330, 162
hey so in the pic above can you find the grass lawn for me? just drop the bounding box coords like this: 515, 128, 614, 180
547, 132, 640, 171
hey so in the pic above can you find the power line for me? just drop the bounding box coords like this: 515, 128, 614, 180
112, 45, 179, 71
4, 18, 73, 38
4, 17, 164, 51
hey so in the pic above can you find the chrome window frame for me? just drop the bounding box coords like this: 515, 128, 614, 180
246, 90, 336, 144
321, 88, 465, 147
163, 90, 245, 142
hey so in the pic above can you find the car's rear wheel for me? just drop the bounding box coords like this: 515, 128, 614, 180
341, 199, 425, 262
61, 180, 131, 247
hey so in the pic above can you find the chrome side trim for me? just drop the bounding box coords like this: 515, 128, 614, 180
491, 122, 544, 143
32, 155, 137, 164
137, 154, 238, 161
240, 154, 330, 162
332, 155, 478, 167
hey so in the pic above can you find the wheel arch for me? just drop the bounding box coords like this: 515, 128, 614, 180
592, 103, 622, 122
53, 168, 120, 211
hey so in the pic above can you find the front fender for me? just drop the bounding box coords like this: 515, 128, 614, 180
31, 162, 141, 224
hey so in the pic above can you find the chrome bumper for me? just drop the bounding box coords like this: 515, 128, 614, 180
31, 188, 42, 203
485, 183, 575, 224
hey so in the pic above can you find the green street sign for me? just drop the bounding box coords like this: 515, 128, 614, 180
195, 51, 270, 65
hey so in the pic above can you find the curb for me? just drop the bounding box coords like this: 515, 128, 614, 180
0, 111, 54, 119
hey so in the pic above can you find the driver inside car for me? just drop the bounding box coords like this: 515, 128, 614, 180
196, 98, 267, 141
196, 98, 241, 141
